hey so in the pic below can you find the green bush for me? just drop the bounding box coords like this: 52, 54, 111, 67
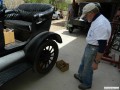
58, 2, 68, 11
23, 0, 69, 11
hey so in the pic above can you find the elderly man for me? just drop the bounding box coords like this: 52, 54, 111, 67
74, 3, 111, 90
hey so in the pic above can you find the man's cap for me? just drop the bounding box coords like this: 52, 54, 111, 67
80, 3, 99, 19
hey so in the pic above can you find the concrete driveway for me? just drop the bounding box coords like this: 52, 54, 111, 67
0, 23, 120, 90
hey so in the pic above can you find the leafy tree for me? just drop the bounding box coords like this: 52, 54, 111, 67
23, 0, 71, 10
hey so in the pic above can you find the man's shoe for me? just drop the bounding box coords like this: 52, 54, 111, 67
74, 74, 83, 83
78, 84, 91, 90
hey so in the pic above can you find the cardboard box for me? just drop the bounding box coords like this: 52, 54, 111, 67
4, 29, 15, 44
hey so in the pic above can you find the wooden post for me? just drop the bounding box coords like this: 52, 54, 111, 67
72, 0, 79, 17
118, 55, 120, 70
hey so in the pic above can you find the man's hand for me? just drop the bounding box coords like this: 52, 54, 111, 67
92, 52, 103, 70
92, 62, 98, 70
95, 52, 103, 60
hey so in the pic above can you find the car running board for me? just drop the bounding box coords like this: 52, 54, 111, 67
0, 62, 32, 86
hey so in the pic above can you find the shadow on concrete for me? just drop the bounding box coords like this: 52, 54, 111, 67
63, 28, 87, 37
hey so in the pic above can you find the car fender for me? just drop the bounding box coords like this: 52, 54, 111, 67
24, 31, 62, 62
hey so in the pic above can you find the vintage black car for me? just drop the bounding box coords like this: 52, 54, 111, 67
67, 1, 120, 33
0, 3, 62, 86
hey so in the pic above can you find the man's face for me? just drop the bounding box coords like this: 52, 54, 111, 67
85, 12, 94, 22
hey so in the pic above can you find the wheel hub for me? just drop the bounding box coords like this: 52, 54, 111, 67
41, 50, 51, 62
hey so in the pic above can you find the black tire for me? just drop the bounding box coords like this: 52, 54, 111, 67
68, 27, 73, 33
34, 40, 58, 74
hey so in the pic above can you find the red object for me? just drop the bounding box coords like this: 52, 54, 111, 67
102, 8, 120, 70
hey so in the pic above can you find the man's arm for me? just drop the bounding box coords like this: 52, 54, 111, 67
92, 40, 107, 70
95, 40, 107, 63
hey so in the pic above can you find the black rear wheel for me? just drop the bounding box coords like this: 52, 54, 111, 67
68, 27, 73, 33
34, 40, 58, 74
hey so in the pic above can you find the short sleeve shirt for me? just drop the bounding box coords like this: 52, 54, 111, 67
86, 14, 111, 45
